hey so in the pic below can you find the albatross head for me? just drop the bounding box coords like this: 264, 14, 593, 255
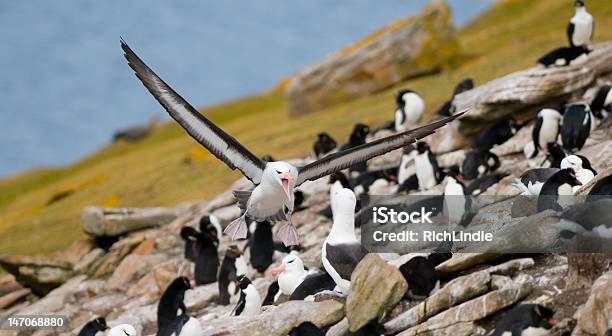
270, 254, 304, 275
264, 162, 298, 199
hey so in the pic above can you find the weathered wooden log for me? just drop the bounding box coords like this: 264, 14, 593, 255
82, 206, 179, 237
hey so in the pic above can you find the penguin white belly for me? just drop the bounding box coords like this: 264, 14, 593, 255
395, 109, 406, 132
171, 317, 202, 336
444, 183, 466, 224
521, 326, 550, 336
403, 94, 425, 124
242, 286, 262, 317
572, 19, 592, 46
538, 120, 559, 148
415, 154, 436, 190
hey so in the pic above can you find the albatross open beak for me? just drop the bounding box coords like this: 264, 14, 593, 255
270, 263, 286, 275
281, 173, 294, 199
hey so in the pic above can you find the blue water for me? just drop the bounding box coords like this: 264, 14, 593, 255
0, 0, 492, 177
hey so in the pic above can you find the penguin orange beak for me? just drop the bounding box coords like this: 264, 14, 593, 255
270, 263, 286, 275
548, 319, 557, 326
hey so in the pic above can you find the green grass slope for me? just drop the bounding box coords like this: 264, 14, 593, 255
1, 0, 611, 256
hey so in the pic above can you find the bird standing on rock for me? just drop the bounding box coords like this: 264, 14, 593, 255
122, 38, 462, 246
322, 188, 366, 295
567, 0, 593, 49
414, 142, 443, 190
395, 90, 425, 132
232, 275, 262, 317
270, 254, 310, 296
157, 277, 202, 336
532, 108, 563, 157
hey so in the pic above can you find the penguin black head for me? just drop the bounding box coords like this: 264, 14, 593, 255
329, 172, 350, 188
559, 168, 582, 187
446, 165, 463, 181
261, 154, 275, 162
352, 123, 370, 139
416, 141, 430, 154
575, 0, 585, 7
452, 78, 474, 96
234, 274, 252, 290
199, 216, 218, 239
317, 132, 334, 143
395, 89, 416, 106
294, 190, 305, 208
92, 317, 109, 332
168, 276, 193, 291
180, 226, 198, 240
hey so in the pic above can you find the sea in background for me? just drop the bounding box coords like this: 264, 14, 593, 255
0, 0, 492, 177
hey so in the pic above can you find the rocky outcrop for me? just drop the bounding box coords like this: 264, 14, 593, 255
0, 256, 74, 296
285, 0, 459, 116
572, 271, 612, 336
200, 300, 344, 336
346, 254, 408, 331
82, 206, 180, 237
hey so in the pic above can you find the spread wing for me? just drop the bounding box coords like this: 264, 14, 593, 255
121, 39, 266, 184
296, 113, 465, 186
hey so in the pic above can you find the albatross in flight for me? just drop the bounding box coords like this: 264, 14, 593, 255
121, 39, 464, 246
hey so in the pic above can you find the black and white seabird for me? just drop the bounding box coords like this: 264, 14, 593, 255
436, 78, 474, 117
414, 142, 443, 190
232, 275, 262, 317
322, 188, 367, 294
537, 46, 589, 67
395, 90, 425, 132
157, 277, 202, 336
491, 304, 556, 336
313, 132, 337, 158
289, 272, 337, 301
269, 254, 312, 297
461, 149, 500, 180
532, 108, 563, 156
77, 317, 108, 336
107, 324, 137, 336
122, 39, 461, 246
591, 84, 612, 119
560, 104, 594, 152
560, 154, 596, 189
217, 245, 248, 305
192, 226, 219, 286
567, 0, 593, 48
398, 242, 452, 299
397, 145, 420, 194
340, 123, 370, 175
554, 199, 612, 239
262, 280, 280, 306
537, 168, 582, 211
351, 167, 397, 197
473, 118, 524, 151
443, 166, 471, 226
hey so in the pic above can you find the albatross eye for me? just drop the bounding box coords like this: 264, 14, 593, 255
276, 169, 282, 174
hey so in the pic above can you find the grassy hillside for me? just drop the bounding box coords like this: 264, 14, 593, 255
1, 0, 611, 256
